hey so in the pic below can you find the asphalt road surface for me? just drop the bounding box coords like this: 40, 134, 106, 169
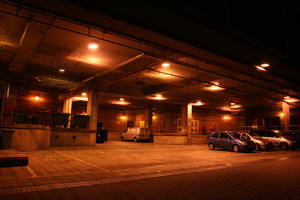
1, 153, 300, 200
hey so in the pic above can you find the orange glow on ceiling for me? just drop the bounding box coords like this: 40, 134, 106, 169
284, 96, 298, 103
120, 115, 128, 120
204, 82, 225, 92
71, 96, 88, 101
112, 100, 130, 105
223, 115, 231, 120
148, 94, 167, 100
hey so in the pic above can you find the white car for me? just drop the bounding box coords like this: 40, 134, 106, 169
121, 127, 151, 142
245, 130, 296, 150
239, 131, 266, 151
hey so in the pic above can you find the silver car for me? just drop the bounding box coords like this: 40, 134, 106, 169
245, 130, 296, 150
121, 127, 151, 142
239, 131, 266, 151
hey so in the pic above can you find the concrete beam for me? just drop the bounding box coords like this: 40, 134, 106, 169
9, 20, 53, 72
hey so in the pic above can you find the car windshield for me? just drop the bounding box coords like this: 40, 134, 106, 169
229, 132, 250, 141
248, 132, 260, 136
251, 130, 279, 137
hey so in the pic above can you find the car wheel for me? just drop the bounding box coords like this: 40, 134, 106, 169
255, 143, 261, 151
233, 145, 240, 153
208, 143, 215, 150
280, 142, 289, 150
267, 143, 274, 151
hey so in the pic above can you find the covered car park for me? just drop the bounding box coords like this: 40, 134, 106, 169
1, 0, 300, 150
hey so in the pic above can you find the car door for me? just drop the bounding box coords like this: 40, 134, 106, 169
267, 131, 280, 147
220, 132, 231, 149
210, 132, 220, 147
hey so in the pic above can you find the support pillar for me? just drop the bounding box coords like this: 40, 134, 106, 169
281, 102, 290, 130
63, 98, 72, 114
145, 107, 153, 134
181, 103, 192, 144
63, 98, 72, 128
87, 90, 98, 130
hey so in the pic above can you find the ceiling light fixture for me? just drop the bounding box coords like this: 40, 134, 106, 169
161, 63, 170, 68
120, 98, 124, 101
33, 96, 40, 101
205, 82, 224, 92
255, 66, 267, 71
223, 115, 231, 120
260, 63, 270, 67
193, 100, 204, 106
59, 68, 65, 73
283, 96, 298, 103
81, 92, 87, 96
88, 43, 99, 49
149, 94, 167, 100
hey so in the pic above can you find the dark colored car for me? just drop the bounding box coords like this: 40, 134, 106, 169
208, 131, 256, 152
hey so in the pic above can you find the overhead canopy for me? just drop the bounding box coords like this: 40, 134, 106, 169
0, 1, 299, 114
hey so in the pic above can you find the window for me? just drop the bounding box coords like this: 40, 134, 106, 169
220, 132, 229, 139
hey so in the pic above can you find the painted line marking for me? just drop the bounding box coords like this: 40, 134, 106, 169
26, 166, 38, 178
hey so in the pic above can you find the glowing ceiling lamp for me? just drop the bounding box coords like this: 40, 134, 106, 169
260, 63, 270, 67
279, 112, 285, 117
120, 115, 128, 120
255, 66, 267, 71
193, 100, 204, 106
81, 92, 87, 96
205, 82, 224, 92
88, 43, 99, 49
33, 96, 40, 101
59, 68, 65, 73
255, 63, 270, 71
284, 96, 298, 103
223, 115, 231, 120
161, 62, 170, 68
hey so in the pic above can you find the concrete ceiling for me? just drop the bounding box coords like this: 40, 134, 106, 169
1, 1, 300, 114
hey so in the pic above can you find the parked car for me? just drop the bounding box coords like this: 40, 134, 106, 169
245, 130, 296, 150
208, 131, 256, 152
238, 131, 266, 151
121, 127, 151, 142
279, 130, 300, 149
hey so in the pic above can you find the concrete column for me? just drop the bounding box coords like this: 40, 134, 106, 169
87, 90, 98, 130
145, 107, 153, 134
62, 98, 72, 128
181, 103, 192, 144
63, 98, 72, 114
281, 102, 290, 130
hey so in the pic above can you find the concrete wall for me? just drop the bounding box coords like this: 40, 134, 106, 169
154, 135, 188, 145
1, 124, 50, 151
51, 129, 96, 146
